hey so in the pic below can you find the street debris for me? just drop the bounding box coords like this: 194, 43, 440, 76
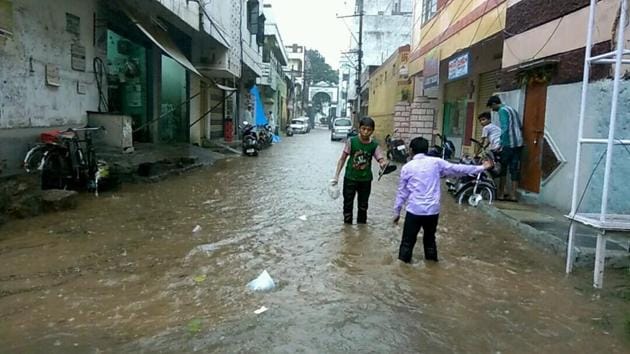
193, 274, 207, 283
192, 225, 202, 233
328, 182, 340, 200
254, 306, 268, 314
247, 270, 275, 291
298, 215, 308, 221
187, 319, 203, 334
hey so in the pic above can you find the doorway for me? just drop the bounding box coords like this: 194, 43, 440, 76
159, 55, 189, 143
106, 30, 150, 142
520, 81, 547, 193
443, 79, 468, 158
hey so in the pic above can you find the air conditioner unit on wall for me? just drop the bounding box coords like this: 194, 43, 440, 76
194, 46, 232, 78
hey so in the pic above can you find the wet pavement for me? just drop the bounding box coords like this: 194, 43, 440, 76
1, 128, 629, 353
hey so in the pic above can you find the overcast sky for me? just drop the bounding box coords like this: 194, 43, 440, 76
268, 0, 355, 70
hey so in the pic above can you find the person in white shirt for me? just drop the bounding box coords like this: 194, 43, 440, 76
268, 110, 277, 135
478, 112, 501, 153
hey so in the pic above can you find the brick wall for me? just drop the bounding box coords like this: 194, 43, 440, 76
393, 96, 437, 143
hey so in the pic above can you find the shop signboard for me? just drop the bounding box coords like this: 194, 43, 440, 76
448, 51, 470, 81
423, 49, 439, 89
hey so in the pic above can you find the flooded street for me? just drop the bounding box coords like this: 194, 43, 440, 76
1, 128, 629, 353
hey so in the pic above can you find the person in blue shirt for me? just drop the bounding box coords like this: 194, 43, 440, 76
487, 96, 524, 202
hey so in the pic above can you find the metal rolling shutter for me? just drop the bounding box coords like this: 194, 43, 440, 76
209, 86, 224, 139
476, 70, 499, 140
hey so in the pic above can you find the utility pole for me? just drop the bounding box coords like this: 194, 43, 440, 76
356, 0, 364, 121
337, 1, 364, 122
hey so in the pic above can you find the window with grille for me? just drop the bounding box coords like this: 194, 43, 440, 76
247, 0, 259, 35
392, 0, 401, 14
422, 0, 437, 24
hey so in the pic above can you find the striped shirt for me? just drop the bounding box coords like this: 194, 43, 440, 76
498, 105, 524, 148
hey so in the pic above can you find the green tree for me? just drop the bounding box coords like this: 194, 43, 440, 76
305, 49, 339, 84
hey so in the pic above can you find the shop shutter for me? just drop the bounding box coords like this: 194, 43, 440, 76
209, 86, 225, 139
476, 70, 499, 140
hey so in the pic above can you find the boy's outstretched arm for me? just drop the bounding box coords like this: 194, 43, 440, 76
439, 159, 493, 178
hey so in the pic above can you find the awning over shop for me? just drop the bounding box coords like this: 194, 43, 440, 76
119, 1, 202, 77
214, 82, 237, 92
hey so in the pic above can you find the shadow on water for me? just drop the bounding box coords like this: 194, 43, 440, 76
0, 129, 629, 352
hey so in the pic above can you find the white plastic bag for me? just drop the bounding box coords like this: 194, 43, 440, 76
247, 270, 275, 291
327, 180, 340, 200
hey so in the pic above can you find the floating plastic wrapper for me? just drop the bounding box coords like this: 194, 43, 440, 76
328, 181, 340, 200
247, 270, 275, 291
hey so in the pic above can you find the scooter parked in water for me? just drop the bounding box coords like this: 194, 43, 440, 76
385, 129, 407, 163
446, 138, 500, 206
241, 122, 259, 157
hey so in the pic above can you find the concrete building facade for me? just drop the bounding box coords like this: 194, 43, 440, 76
497, 0, 630, 212
285, 43, 306, 118
259, 3, 289, 130
346, 0, 413, 109
367, 45, 411, 142
407, 0, 508, 158
0, 0, 266, 177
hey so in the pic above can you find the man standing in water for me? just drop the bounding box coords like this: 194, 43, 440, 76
393, 137, 493, 262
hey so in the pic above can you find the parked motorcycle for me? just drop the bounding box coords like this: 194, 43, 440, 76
445, 138, 500, 206
257, 125, 272, 149
286, 125, 294, 136
427, 133, 456, 160
385, 129, 407, 163
23, 126, 110, 195
241, 122, 259, 157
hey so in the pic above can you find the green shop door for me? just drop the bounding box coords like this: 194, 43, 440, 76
106, 30, 150, 142
159, 55, 189, 143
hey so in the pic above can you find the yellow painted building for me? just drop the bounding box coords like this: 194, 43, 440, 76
408, 0, 507, 155
367, 45, 411, 143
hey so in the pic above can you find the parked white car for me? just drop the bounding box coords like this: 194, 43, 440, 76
290, 118, 310, 134
331, 118, 353, 141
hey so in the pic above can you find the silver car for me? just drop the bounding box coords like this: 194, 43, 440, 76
331, 118, 353, 141
289, 118, 309, 134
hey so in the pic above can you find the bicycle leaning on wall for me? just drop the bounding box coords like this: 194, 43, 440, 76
23, 127, 110, 196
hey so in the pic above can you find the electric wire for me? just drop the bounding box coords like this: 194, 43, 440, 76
465, 0, 491, 49
411, 0, 474, 64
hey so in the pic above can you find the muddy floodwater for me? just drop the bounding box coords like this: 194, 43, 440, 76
1, 129, 629, 353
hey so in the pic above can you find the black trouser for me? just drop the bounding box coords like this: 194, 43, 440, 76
398, 212, 440, 263
342, 178, 372, 224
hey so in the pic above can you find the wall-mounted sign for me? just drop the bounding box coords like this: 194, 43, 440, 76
71, 43, 86, 71
423, 49, 439, 89
448, 51, 470, 81
45, 64, 60, 87
66, 13, 80, 36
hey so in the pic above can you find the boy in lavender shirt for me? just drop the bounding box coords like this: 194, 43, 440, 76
393, 137, 493, 262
